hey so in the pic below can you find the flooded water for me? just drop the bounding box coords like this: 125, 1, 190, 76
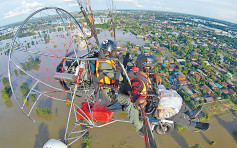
98, 29, 148, 46
0, 30, 237, 148
90, 112, 237, 148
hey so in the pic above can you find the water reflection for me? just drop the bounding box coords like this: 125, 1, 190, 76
58, 128, 65, 140
34, 123, 49, 148
215, 114, 237, 142
4, 99, 13, 108
170, 130, 189, 148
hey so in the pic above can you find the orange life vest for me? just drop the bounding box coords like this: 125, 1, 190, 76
140, 76, 152, 95
96, 60, 117, 85
129, 72, 152, 98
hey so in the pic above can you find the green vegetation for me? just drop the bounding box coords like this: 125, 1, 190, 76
20, 82, 29, 96
0, 32, 14, 41
19, 70, 25, 75
35, 107, 51, 116
210, 141, 216, 146
199, 112, 210, 121
44, 34, 50, 43
29, 94, 37, 103
21, 56, 40, 71
1, 77, 9, 86
82, 133, 93, 148
35, 107, 52, 120
1, 86, 11, 102
191, 144, 202, 148
14, 69, 18, 76
174, 124, 186, 132
233, 128, 237, 139
203, 100, 236, 116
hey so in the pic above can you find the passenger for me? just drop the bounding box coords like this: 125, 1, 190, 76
130, 53, 210, 134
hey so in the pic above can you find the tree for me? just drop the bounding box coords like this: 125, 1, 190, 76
174, 124, 186, 131
191, 144, 202, 148
210, 141, 216, 146
1, 77, 8, 86
14, 69, 18, 76
234, 128, 237, 139
20, 83, 29, 96
1, 86, 11, 102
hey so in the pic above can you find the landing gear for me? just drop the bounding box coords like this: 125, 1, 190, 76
154, 122, 174, 135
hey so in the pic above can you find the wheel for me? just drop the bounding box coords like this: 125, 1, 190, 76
155, 122, 174, 135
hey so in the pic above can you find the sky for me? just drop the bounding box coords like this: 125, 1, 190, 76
0, 0, 237, 27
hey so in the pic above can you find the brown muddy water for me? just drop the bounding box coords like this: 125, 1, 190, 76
90, 112, 237, 148
0, 31, 236, 147
1, 101, 236, 148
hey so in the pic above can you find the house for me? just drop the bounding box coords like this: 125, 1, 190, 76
169, 67, 175, 71
227, 80, 234, 86
156, 57, 162, 63
209, 81, 218, 90
205, 97, 214, 103
161, 64, 167, 67
193, 73, 201, 79
196, 69, 204, 74
181, 86, 193, 95
225, 72, 233, 79
203, 61, 210, 66
168, 78, 174, 83
191, 93, 198, 99
178, 65, 185, 68
221, 89, 229, 94
177, 74, 186, 81
221, 82, 228, 88
229, 89, 236, 96
201, 84, 212, 94
215, 83, 222, 89
191, 61, 199, 66
174, 71, 182, 75
179, 80, 190, 85
176, 59, 186, 63
167, 57, 174, 63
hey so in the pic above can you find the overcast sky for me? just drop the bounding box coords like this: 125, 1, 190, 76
0, 0, 237, 27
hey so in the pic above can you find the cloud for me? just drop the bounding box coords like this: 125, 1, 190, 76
63, 0, 75, 2
22, 1, 43, 9
115, 0, 137, 1
196, 0, 216, 2
68, 3, 78, 7
4, 1, 43, 18
4, 9, 31, 18
135, 3, 142, 7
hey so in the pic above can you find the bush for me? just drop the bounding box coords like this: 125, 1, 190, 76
35, 107, 51, 116
200, 112, 210, 121
29, 94, 37, 102
14, 69, 18, 76
174, 124, 186, 132
210, 141, 216, 146
1, 86, 11, 102
20, 83, 29, 96
231, 106, 237, 114
82, 134, 93, 148
1, 77, 8, 86
191, 144, 202, 148
233, 128, 237, 139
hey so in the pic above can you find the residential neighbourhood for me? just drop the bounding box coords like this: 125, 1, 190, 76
110, 11, 237, 110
